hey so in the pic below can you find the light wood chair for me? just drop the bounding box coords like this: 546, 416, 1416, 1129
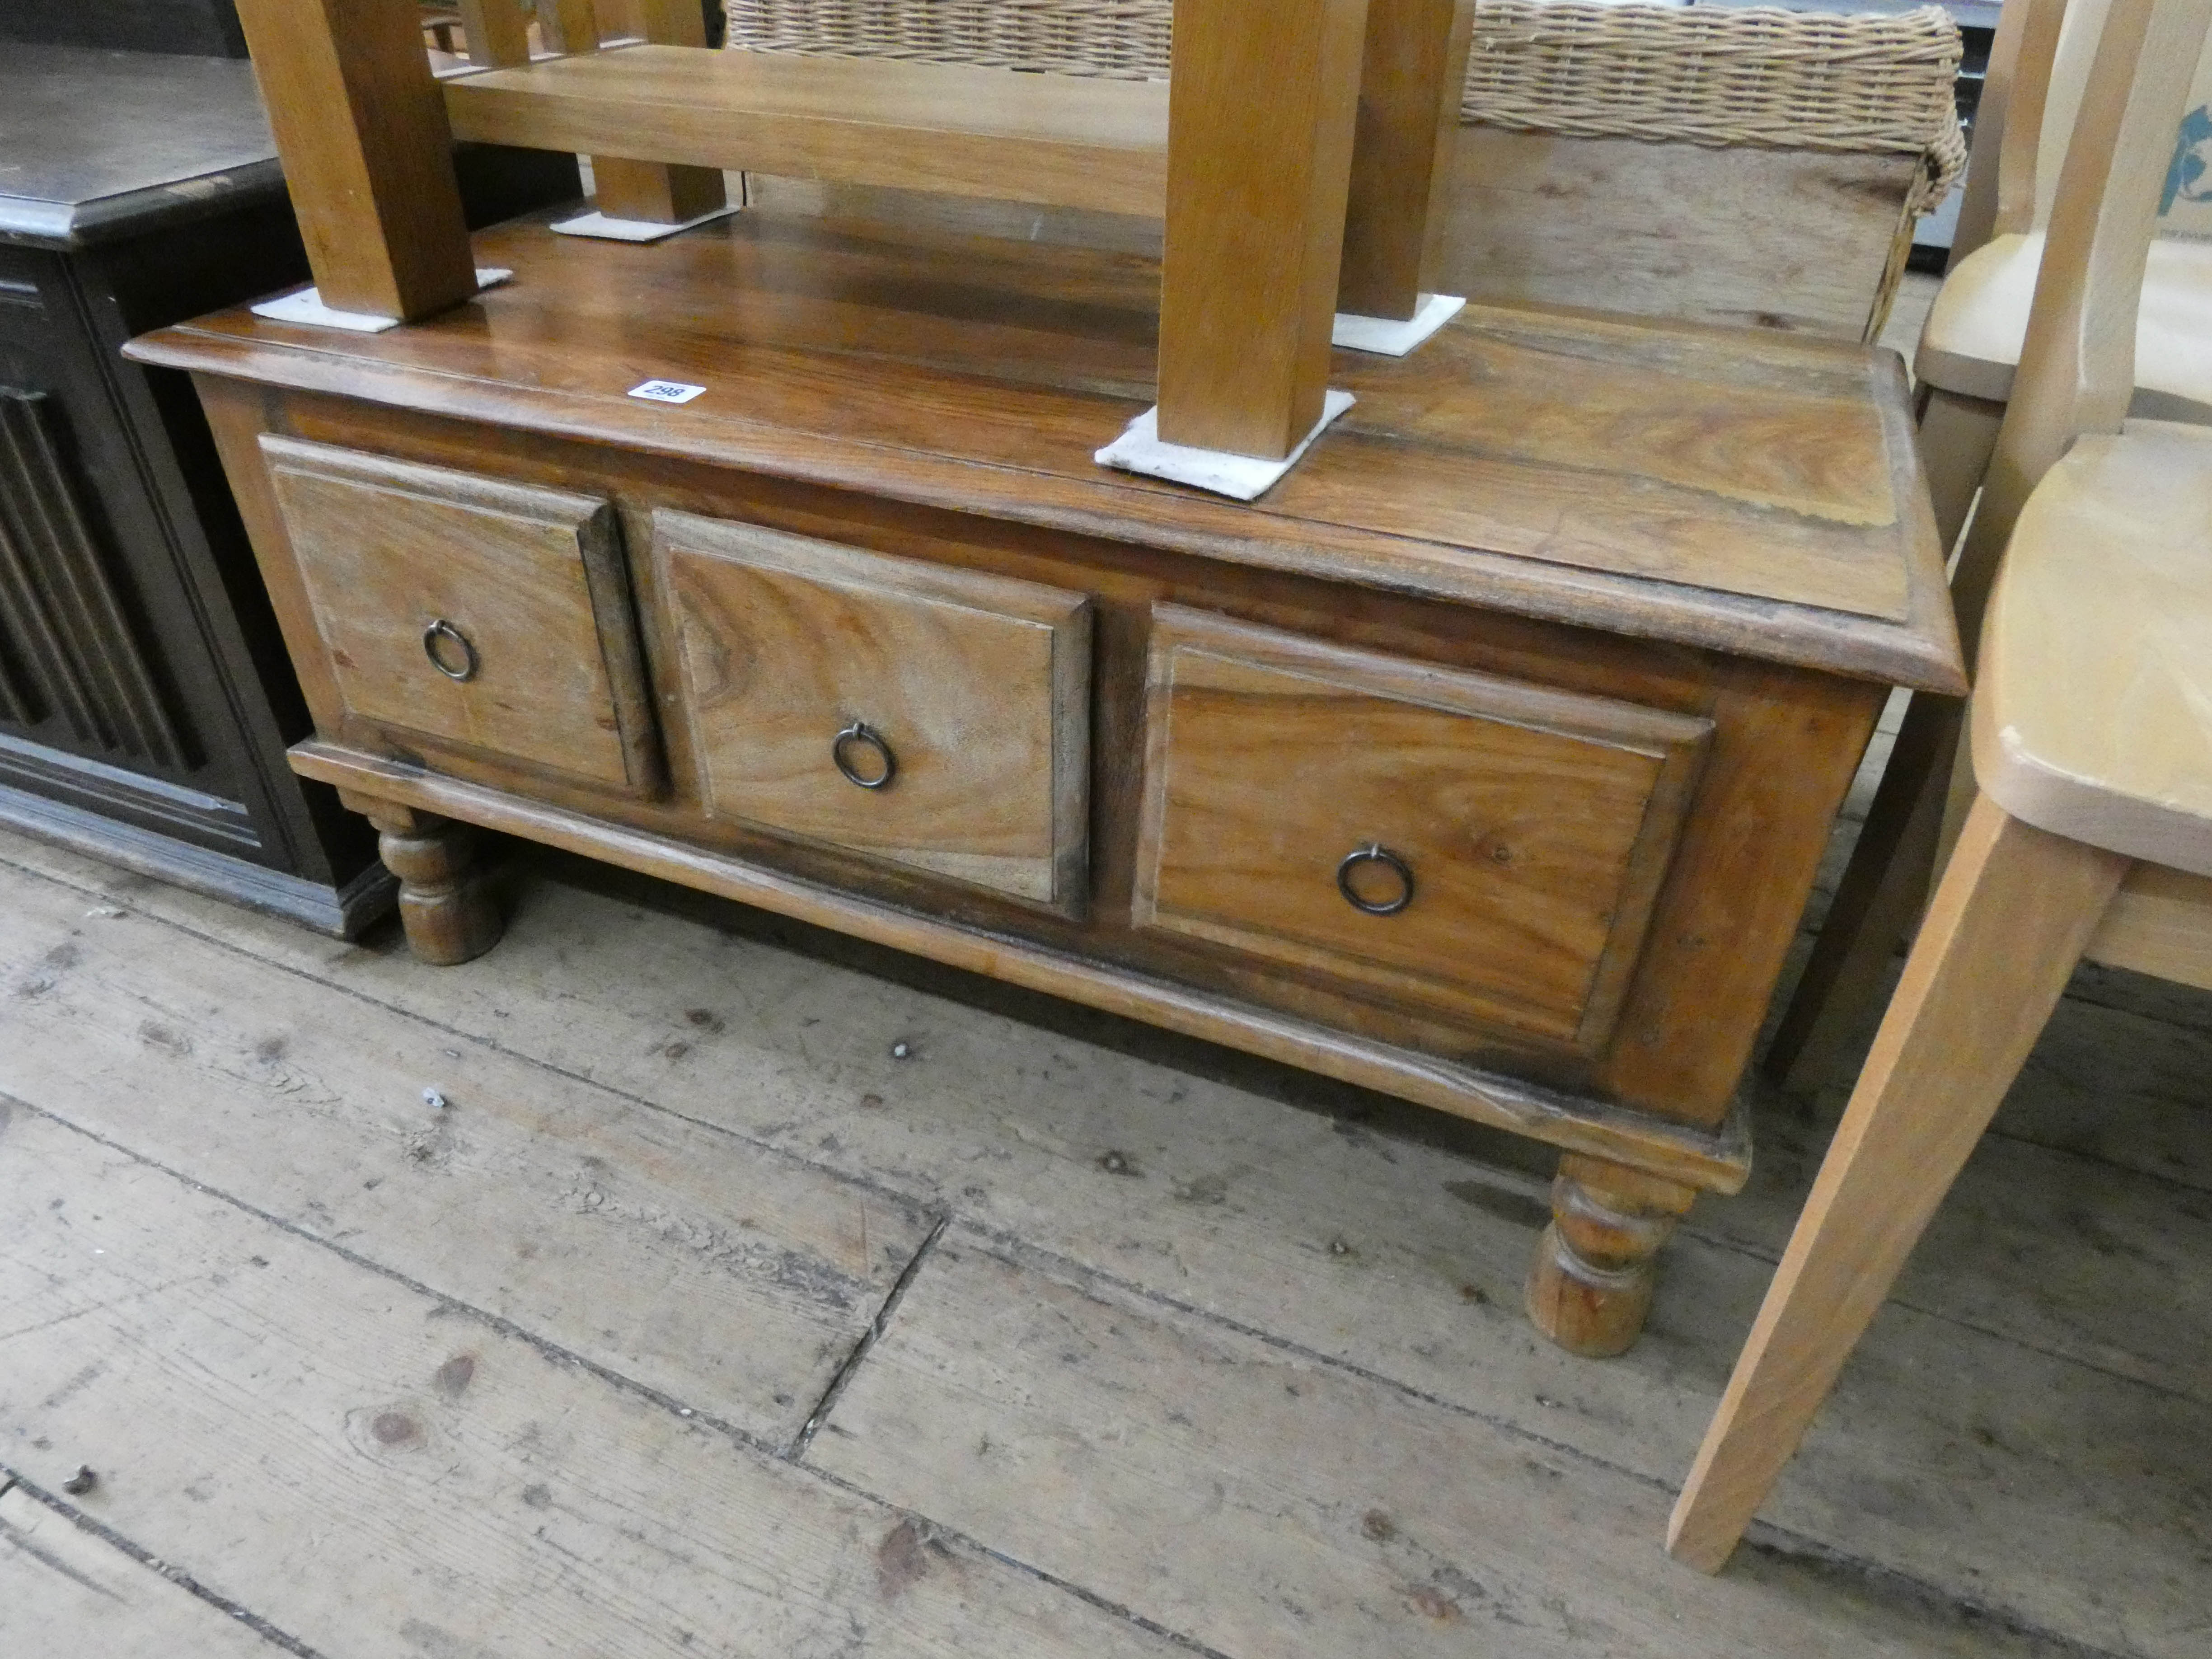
1667, 0, 2212, 1570
1769, 0, 2212, 1091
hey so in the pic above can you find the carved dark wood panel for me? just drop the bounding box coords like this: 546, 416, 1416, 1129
0, 627, 37, 726
0, 385, 192, 769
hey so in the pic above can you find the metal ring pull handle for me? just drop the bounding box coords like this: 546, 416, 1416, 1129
1336, 843, 1414, 915
422, 619, 478, 682
831, 721, 897, 790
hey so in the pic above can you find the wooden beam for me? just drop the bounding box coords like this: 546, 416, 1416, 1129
458, 0, 532, 66
595, 0, 727, 224
1337, 0, 1474, 321
444, 47, 1172, 217
233, 0, 477, 322
1156, 0, 1371, 458
540, 0, 602, 54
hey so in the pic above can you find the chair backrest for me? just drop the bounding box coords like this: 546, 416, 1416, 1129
1949, 0, 2212, 649
1966, 0, 2212, 255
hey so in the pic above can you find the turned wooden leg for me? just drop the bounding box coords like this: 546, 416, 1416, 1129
1526, 1153, 1698, 1358
1668, 796, 2127, 1572
338, 789, 503, 966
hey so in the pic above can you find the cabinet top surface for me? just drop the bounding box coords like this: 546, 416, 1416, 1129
0, 47, 280, 248
131, 208, 1962, 692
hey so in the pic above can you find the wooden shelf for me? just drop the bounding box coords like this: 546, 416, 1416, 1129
444, 44, 1170, 217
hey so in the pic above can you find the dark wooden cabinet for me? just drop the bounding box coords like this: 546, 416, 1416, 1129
0, 45, 578, 931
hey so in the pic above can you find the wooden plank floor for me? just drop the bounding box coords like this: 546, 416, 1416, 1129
2, 749, 2207, 1658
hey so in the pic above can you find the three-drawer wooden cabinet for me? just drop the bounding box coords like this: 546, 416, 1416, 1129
131, 208, 1963, 1356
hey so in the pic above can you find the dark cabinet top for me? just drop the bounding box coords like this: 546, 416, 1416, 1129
0, 47, 281, 249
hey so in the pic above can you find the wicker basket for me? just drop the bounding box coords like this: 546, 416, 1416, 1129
724, 0, 1964, 196
724, 0, 1967, 338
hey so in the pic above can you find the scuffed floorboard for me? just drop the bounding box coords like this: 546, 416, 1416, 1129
0, 806, 2204, 1658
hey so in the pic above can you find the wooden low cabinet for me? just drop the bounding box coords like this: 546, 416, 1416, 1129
135, 211, 1963, 1359
262, 437, 661, 797
656, 511, 1093, 913
1134, 606, 1713, 1052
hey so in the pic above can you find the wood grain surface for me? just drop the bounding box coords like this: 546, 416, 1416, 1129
261, 436, 661, 795
7, 822, 2210, 1656
582, 0, 729, 225
1338, 0, 1475, 320
1442, 133, 1918, 340
287, 736, 1753, 1188
1668, 797, 2129, 1571
656, 511, 1091, 909
1972, 423, 2212, 877
190, 371, 1886, 1135
128, 211, 1961, 693
1134, 605, 1710, 1049
2085, 862, 2212, 989
0, 864, 932, 1449
230, 0, 476, 320
445, 45, 1171, 216
0, 1486, 279, 1657
1155, 0, 1367, 455
456, 0, 532, 66
752, 135, 1927, 341
0, 1108, 1179, 1659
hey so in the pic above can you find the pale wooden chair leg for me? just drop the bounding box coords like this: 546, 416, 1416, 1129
1668, 794, 2127, 1571
1918, 386, 2007, 559
595, 0, 729, 224
1526, 1153, 1697, 1358
1932, 696, 1982, 879
1765, 382, 2010, 1093
340, 790, 505, 966
1767, 693, 1963, 1093
233, 0, 477, 321
1337, 0, 1474, 321
1158, 0, 1368, 457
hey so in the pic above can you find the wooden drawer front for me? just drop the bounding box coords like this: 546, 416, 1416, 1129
261, 436, 658, 793
655, 511, 1092, 910
1134, 608, 1713, 1050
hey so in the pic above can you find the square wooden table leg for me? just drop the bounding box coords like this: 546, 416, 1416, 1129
595, 0, 729, 224
1157, 0, 1370, 458
1338, 0, 1474, 321
232, 0, 477, 322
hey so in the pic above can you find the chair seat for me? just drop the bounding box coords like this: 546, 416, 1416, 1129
1916, 231, 2212, 417
1973, 418, 2212, 876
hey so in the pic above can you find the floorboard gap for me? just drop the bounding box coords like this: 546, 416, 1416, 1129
0, 1471, 327, 1658
942, 1215, 2138, 1659
3, 1091, 790, 1465
796, 1462, 1243, 1659
790, 1212, 950, 1459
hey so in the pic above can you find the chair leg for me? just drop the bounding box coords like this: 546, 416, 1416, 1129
1668, 794, 2126, 1572
1766, 693, 1962, 1093
1918, 386, 2007, 559
1765, 385, 2007, 1093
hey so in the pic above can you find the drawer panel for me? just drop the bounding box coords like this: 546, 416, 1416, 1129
655, 511, 1091, 910
1134, 606, 1712, 1050
261, 436, 658, 793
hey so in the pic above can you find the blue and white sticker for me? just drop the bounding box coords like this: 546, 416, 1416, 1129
628, 379, 707, 405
